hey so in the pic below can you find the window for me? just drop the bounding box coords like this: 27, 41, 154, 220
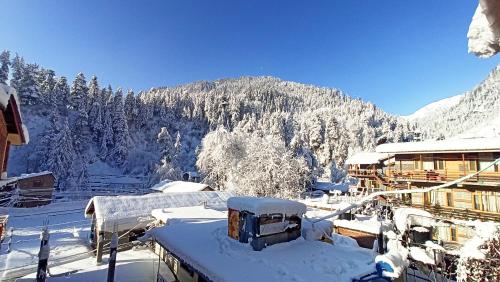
473, 194, 482, 210
435, 160, 445, 170
450, 227, 457, 242
446, 192, 453, 207
466, 160, 477, 171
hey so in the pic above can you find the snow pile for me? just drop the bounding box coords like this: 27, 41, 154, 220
150, 180, 211, 193
467, 2, 500, 58
460, 221, 499, 260
227, 196, 307, 216
393, 207, 433, 233
409, 247, 434, 265
301, 219, 333, 241
375, 230, 409, 278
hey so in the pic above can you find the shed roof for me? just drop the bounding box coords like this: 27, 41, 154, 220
150, 180, 211, 193
84, 191, 233, 233
376, 137, 500, 154
227, 196, 307, 216
345, 152, 391, 165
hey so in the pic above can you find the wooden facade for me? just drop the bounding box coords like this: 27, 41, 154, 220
348, 146, 500, 244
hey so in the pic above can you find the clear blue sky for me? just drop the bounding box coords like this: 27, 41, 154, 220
1, 0, 498, 115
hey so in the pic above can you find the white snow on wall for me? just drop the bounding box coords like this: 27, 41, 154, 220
468, 2, 500, 58
150, 180, 211, 193
85, 191, 233, 232
227, 196, 307, 216
376, 137, 500, 154
345, 152, 391, 165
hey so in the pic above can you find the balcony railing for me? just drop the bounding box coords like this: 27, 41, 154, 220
387, 169, 500, 184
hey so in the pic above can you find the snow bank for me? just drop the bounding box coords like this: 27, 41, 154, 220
345, 152, 391, 165
227, 196, 307, 216
150, 180, 211, 193
393, 207, 433, 233
85, 191, 233, 232
376, 137, 500, 154
409, 247, 435, 265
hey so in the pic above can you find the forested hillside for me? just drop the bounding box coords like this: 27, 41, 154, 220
1, 51, 413, 198
408, 65, 500, 139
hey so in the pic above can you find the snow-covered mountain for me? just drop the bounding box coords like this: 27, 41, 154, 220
405, 65, 500, 139
2, 52, 413, 197
403, 95, 463, 121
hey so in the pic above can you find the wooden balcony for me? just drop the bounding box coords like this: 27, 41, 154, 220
388, 169, 500, 185
347, 169, 377, 178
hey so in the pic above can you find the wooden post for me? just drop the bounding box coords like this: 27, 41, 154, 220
107, 232, 118, 282
36, 227, 50, 282
96, 231, 105, 263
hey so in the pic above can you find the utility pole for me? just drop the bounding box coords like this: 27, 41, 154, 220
107, 231, 118, 282
36, 226, 50, 282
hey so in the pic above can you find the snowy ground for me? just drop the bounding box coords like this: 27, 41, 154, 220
16, 248, 172, 282
0, 202, 90, 281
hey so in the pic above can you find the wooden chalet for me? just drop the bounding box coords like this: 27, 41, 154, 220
347, 137, 500, 244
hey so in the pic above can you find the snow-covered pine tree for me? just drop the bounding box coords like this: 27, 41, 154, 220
40, 112, 76, 191
100, 97, 114, 160
39, 69, 56, 107
14, 63, 41, 105
124, 89, 137, 126
70, 72, 88, 111
110, 88, 129, 165
0, 50, 10, 84
9, 54, 24, 90
54, 76, 70, 114
87, 76, 103, 142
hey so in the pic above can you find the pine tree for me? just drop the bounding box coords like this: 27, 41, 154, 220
16, 63, 40, 105
87, 75, 100, 109
40, 69, 56, 106
100, 98, 114, 160
110, 88, 129, 164
9, 54, 24, 90
40, 113, 75, 191
124, 89, 136, 125
70, 73, 88, 111
0, 50, 10, 84
87, 76, 103, 141
54, 76, 70, 114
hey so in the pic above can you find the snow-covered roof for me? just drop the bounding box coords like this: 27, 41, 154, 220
333, 215, 385, 234
345, 152, 391, 165
376, 137, 500, 154
16, 171, 53, 181
150, 180, 212, 193
314, 181, 349, 192
468, 0, 500, 58
150, 210, 375, 282
227, 196, 307, 216
151, 205, 227, 224
84, 191, 233, 232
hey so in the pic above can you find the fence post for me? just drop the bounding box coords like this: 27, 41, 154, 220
36, 227, 50, 282
107, 232, 118, 282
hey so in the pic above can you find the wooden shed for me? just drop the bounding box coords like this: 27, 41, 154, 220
15, 171, 55, 208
